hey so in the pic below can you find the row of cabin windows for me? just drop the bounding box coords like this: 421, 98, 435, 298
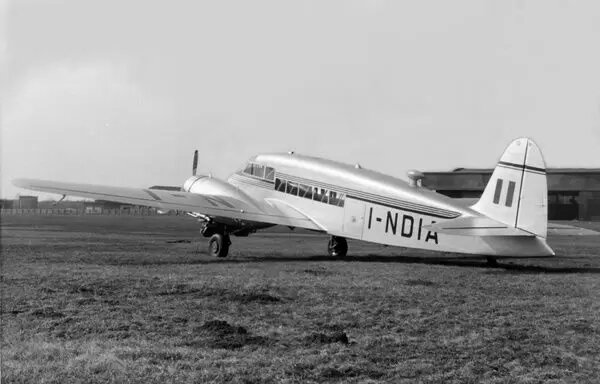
274, 178, 345, 207
243, 163, 275, 181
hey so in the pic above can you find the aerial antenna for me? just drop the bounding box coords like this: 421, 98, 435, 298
192, 150, 198, 176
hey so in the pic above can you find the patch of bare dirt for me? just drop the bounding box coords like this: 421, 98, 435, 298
231, 292, 280, 303
304, 331, 349, 345
183, 320, 271, 350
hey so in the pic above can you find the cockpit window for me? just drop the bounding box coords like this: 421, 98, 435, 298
252, 164, 265, 179
243, 162, 274, 181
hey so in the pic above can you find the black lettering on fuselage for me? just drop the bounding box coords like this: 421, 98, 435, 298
401, 215, 414, 238
385, 211, 398, 234
425, 220, 438, 244
370, 208, 438, 245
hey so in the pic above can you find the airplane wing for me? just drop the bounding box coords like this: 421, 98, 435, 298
12, 178, 323, 230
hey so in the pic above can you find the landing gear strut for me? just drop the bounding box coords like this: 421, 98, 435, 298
328, 236, 348, 257
208, 233, 230, 258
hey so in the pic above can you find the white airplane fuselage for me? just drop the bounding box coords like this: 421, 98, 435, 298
201, 152, 552, 257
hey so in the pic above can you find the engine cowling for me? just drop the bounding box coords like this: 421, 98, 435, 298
182, 176, 256, 205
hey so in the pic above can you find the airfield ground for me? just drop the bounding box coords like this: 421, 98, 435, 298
1, 215, 599, 383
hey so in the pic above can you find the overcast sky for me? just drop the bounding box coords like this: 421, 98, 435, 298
2, 0, 600, 199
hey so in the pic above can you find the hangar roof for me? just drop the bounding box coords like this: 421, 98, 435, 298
446, 168, 600, 174
423, 168, 600, 192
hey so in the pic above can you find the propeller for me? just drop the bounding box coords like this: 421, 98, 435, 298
192, 150, 198, 176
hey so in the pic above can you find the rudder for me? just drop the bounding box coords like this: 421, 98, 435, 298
472, 138, 548, 238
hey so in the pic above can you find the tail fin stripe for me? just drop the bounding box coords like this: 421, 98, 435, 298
505, 181, 516, 207
493, 179, 503, 204
498, 161, 524, 169
498, 161, 546, 174
524, 165, 546, 174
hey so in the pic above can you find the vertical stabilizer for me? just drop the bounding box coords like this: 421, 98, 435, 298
472, 138, 548, 238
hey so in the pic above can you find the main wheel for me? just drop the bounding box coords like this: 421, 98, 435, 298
328, 236, 348, 257
208, 233, 230, 258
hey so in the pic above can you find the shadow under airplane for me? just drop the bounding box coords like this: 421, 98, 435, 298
140, 245, 600, 274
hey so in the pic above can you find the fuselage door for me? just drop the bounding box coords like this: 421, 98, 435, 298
343, 198, 365, 240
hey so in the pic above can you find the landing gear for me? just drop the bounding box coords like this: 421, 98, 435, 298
199, 220, 270, 258
208, 233, 230, 258
328, 236, 348, 257
200, 222, 230, 258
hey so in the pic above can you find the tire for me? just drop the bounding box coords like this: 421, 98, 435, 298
208, 233, 230, 258
328, 236, 348, 257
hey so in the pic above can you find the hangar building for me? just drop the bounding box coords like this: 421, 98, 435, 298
17, 195, 39, 209
422, 168, 600, 221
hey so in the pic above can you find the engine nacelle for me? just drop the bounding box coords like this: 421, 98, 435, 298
182, 176, 255, 205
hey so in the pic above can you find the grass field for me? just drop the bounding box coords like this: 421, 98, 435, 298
2, 215, 600, 383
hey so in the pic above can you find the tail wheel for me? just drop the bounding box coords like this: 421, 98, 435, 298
328, 236, 348, 257
208, 233, 230, 258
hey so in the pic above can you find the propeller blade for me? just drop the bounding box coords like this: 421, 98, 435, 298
192, 150, 198, 176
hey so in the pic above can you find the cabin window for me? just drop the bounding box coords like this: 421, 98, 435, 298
320, 189, 329, 203
274, 177, 345, 207
329, 191, 339, 206
286, 181, 298, 196
298, 184, 312, 199
337, 193, 345, 207
313, 187, 328, 203
243, 163, 253, 175
313, 187, 323, 202
275, 178, 286, 192
265, 167, 275, 181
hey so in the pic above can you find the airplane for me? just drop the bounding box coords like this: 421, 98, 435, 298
14, 137, 557, 262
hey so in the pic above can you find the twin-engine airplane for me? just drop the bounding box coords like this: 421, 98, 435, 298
14, 137, 555, 261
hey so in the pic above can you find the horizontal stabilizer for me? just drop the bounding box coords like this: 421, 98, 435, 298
423, 216, 535, 237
